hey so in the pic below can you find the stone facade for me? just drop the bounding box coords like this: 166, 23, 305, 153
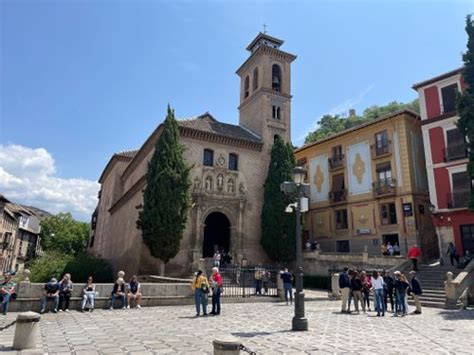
89, 33, 296, 277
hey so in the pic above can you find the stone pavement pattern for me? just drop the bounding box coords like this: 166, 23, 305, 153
0, 290, 472, 354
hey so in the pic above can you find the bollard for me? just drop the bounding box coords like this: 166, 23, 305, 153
213, 335, 241, 355
13, 311, 41, 350
330, 273, 341, 300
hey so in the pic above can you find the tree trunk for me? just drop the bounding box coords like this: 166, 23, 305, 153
160, 261, 165, 276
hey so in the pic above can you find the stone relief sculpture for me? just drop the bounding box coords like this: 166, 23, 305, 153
217, 154, 226, 167
239, 182, 246, 194
227, 179, 235, 193
217, 173, 224, 190
193, 177, 201, 189
205, 176, 213, 190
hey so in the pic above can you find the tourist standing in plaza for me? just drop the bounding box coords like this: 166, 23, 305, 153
280, 268, 293, 305
408, 271, 422, 314
360, 271, 371, 311
213, 251, 221, 267
40, 277, 60, 313
350, 271, 364, 313
446, 242, 460, 267
254, 268, 263, 296
110, 277, 126, 310
382, 270, 394, 313
0, 273, 16, 315
393, 271, 409, 316
371, 270, 385, 316
339, 267, 351, 313
58, 273, 73, 312
192, 270, 209, 316
209, 267, 222, 315
127, 275, 142, 309
407, 244, 421, 271
81, 276, 96, 312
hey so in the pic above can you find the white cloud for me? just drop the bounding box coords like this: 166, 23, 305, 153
0, 144, 99, 222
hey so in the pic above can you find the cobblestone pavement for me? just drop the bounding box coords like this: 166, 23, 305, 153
0, 290, 472, 354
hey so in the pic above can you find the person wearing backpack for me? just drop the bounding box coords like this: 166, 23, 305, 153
191, 270, 209, 316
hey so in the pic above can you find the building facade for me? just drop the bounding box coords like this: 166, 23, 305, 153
295, 110, 436, 257
89, 33, 296, 277
413, 67, 474, 257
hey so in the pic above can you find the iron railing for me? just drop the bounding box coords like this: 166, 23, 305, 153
371, 141, 392, 158
329, 189, 347, 203
328, 154, 345, 170
373, 178, 396, 196
218, 266, 279, 298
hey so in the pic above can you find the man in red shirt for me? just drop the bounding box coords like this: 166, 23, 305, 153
407, 244, 421, 271
210, 267, 223, 315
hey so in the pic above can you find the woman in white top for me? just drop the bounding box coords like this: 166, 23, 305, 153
371, 270, 385, 317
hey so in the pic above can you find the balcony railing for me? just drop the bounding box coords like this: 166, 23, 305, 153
328, 154, 345, 170
371, 141, 392, 158
444, 143, 468, 162
329, 189, 347, 204
447, 189, 470, 209
373, 178, 396, 197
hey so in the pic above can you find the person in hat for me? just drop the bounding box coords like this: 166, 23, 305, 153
110, 277, 126, 310
191, 270, 209, 316
0, 273, 16, 315
40, 277, 60, 313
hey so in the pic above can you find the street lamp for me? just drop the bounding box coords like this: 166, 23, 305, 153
281, 166, 310, 331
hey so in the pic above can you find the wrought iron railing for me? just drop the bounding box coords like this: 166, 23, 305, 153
328, 154, 345, 170
329, 189, 347, 203
218, 266, 279, 298
371, 141, 392, 158
373, 178, 396, 196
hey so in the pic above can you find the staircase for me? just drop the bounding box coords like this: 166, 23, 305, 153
408, 263, 461, 309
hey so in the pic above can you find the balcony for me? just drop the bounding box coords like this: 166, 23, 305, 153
329, 189, 347, 204
373, 178, 396, 197
447, 189, 470, 209
328, 154, 345, 171
444, 143, 468, 162
371, 141, 392, 159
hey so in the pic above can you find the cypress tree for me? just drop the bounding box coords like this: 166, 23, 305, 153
261, 135, 297, 263
137, 105, 191, 268
457, 15, 474, 210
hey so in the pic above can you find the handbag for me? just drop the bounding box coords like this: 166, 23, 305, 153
201, 284, 210, 294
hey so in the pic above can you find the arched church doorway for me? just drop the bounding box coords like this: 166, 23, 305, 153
203, 212, 230, 258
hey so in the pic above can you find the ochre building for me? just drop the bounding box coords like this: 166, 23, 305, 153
89, 33, 296, 277
295, 110, 437, 257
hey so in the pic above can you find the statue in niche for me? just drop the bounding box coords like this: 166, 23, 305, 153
217, 173, 224, 190
205, 176, 212, 190
227, 179, 235, 193
194, 177, 201, 189
239, 182, 246, 194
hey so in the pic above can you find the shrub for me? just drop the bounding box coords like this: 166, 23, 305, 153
303, 275, 331, 290
29, 252, 113, 283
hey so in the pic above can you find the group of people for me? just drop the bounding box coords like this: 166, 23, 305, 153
191, 267, 223, 316
380, 242, 401, 256
446, 243, 472, 268
39, 274, 143, 314
339, 267, 422, 317
212, 250, 232, 268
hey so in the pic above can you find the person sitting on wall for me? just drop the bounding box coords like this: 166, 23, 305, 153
127, 275, 142, 309
459, 250, 472, 269
110, 277, 126, 310
58, 273, 73, 312
0, 273, 16, 315
81, 276, 96, 312
40, 277, 60, 314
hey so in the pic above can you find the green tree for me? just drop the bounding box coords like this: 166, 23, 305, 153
457, 15, 474, 210
261, 135, 297, 263
40, 212, 89, 254
136, 105, 191, 272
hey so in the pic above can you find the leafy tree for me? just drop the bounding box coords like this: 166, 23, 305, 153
261, 135, 297, 263
304, 99, 420, 144
136, 105, 191, 270
457, 15, 474, 210
40, 212, 89, 255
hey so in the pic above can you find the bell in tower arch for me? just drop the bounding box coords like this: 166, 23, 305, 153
272, 64, 282, 92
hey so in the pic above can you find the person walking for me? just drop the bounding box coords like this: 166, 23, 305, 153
371, 270, 385, 316
360, 271, 372, 311
191, 270, 209, 316
209, 267, 223, 315
339, 267, 351, 313
382, 270, 394, 313
350, 271, 365, 313
393, 271, 409, 316
81, 276, 96, 312
58, 273, 73, 312
408, 271, 422, 314
280, 268, 293, 305
446, 242, 460, 267
407, 244, 421, 271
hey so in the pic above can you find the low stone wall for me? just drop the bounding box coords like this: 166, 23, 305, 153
303, 250, 407, 277
8, 283, 194, 312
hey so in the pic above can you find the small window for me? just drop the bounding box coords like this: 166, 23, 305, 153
253, 68, 258, 91
441, 83, 458, 114
203, 149, 214, 167
375, 130, 389, 156
336, 240, 350, 253
244, 76, 250, 98
335, 209, 348, 230
229, 153, 238, 171
272, 105, 276, 119
380, 202, 397, 225
376, 162, 392, 184
276, 107, 281, 120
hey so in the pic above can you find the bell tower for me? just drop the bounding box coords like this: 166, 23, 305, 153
236, 32, 296, 145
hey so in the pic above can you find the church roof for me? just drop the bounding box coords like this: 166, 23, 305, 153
178, 113, 262, 144
114, 149, 139, 161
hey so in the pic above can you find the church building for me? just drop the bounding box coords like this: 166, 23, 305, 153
89, 33, 296, 277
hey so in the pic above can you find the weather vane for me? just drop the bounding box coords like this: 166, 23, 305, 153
263, 23, 267, 34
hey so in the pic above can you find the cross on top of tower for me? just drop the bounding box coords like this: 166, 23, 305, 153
263, 23, 267, 34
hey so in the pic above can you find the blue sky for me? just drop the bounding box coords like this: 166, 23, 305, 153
1, 0, 472, 220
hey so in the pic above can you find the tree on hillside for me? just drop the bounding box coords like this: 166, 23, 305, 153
136, 105, 191, 274
40, 212, 90, 255
457, 15, 474, 210
304, 99, 420, 144
261, 135, 297, 263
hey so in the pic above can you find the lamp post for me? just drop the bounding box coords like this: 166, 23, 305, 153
281, 166, 310, 331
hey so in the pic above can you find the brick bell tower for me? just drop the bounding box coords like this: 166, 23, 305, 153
236, 32, 297, 146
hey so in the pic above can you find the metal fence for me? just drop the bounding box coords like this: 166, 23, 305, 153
219, 266, 279, 298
